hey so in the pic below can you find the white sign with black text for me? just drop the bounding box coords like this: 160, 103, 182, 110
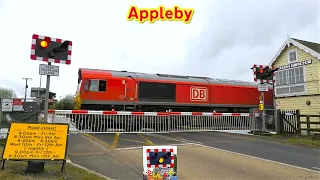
258, 83, 269, 92
1, 99, 13, 112
39, 64, 59, 76
278, 59, 312, 70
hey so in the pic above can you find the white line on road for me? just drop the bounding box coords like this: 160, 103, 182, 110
66, 158, 115, 180
113, 143, 199, 151
113, 146, 143, 151
144, 133, 201, 144
311, 167, 320, 171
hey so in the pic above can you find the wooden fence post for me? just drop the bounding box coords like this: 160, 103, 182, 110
277, 110, 283, 135
306, 116, 311, 136
296, 109, 301, 136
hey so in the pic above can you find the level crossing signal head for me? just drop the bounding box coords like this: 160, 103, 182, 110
255, 66, 277, 81
31, 34, 72, 65
48, 41, 70, 58
150, 152, 172, 165
40, 37, 51, 48
259, 68, 264, 74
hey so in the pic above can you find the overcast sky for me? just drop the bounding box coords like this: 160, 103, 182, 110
0, 0, 319, 98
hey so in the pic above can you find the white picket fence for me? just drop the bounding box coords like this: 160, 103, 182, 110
0, 110, 261, 138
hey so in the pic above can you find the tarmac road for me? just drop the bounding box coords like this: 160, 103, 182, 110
143, 132, 320, 171
115, 145, 320, 180
66, 132, 320, 180
87, 131, 320, 171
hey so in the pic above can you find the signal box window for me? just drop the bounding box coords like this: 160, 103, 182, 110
275, 66, 305, 97
288, 49, 298, 63
89, 80, 107, 92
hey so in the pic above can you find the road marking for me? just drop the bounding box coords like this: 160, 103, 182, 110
194, 143, 320, 174
66, 157, 115, 180
113, 146, 145, 151
119, 138, 146, 144
169, 133, 189, 140
145, 133, 202, 144
68, 152, 107, 156
111, 133, 120, 149
311, 167, 320, 171
162, 143, 200, 146
168, 133, 240, 143
137, 133, 154, 145
82, 134, 111, 149
198, 131, 257, 141
112, 143, 198, 151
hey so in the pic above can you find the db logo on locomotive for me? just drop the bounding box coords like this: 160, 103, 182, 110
190, 87, 207, 101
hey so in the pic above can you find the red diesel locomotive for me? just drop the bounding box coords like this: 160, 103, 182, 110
74, 68, 274, 113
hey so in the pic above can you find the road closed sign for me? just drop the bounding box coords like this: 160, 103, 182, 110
1, 122, 69, 160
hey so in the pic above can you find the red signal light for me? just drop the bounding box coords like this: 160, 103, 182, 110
259, 69, 264, 74
40, 37, 51, 48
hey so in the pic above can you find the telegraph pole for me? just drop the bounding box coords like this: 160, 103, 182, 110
22, 78, 32, 102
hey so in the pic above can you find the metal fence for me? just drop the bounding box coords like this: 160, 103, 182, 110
44, 110, 260, 134
0, 98, 42, 138
0, 111, 9, 136
278, 109, 320, 136
254, 108, 276, 132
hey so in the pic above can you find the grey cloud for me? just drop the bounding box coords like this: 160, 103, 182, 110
182, 0, 319, 79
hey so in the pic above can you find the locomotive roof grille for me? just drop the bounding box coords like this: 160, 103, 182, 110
156, 73, 190, 79
78, 68, 266, 86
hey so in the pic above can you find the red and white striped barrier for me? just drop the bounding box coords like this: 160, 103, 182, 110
48, 109, 253, 116
46, 109, 259, 133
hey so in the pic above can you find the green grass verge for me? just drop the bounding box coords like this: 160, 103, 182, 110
286, 135, 320, 147
0, 139, 107, 180
257, 133, 320, 148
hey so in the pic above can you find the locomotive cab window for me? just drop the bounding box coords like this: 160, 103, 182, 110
89, 80, 107, 92
98, 80, 107, 91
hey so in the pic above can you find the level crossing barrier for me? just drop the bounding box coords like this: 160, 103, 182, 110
47, 110, 260, 133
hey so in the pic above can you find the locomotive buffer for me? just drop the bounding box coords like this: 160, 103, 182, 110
252, 65, 279, 132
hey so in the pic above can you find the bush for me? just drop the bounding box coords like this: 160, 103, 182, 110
50, 94, 75, 110
0, 87, 17, 98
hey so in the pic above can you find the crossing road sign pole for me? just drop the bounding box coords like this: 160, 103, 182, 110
252, 64, 278, 133
260, 91, 266, 132
30, 34, 72, 122
43, 62, 51, 123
